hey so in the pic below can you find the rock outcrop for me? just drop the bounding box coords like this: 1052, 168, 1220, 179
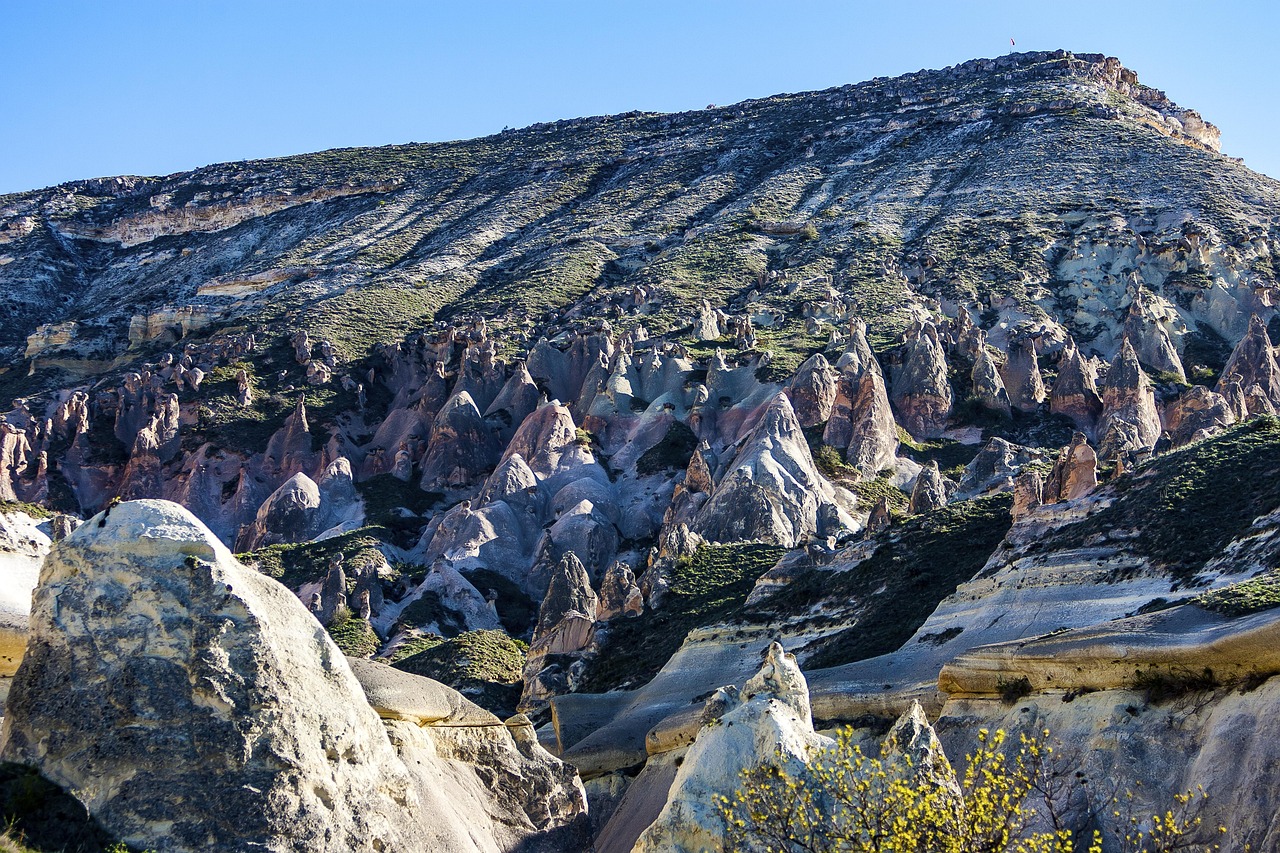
969, 339, 1012, 417
843, 370, 900, 478
1000, 336, 1045, 413
632, 643, 830, 853
1050, 338, 1103, 435
0, 509, 51, 679
522, 552, 600, 711
693, 394, 852, 547
1164, 385, 1236, 447
909, 460, 948, 514
1097, 338, 1161, 459
1043, 432, 1098, 503
783, 353, 838, 428
1, 500, 585, 852
1216, 314, 1280, 410
892, 322, 952, 439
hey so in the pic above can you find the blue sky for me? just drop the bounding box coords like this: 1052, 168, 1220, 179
2, 0, 1276, 195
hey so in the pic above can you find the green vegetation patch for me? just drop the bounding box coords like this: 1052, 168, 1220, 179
1052, 417, 1280, 584
1198, 570, 1280, 617
0, 502, 52, 520
326, 607, 381, 657
580, 542, 786, 692
391, 630, 527, 717
241, 526, 394, 591
751, 494, 1013, 670
896, 428, 982, 480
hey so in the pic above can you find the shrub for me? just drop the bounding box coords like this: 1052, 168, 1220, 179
717, 727, 1226, 853
997, 675, 1034, 705
326, 607, 381, 657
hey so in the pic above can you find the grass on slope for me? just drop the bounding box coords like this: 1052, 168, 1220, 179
240, 526, 396, 591
1198, 570, 1280, 617
749, 494, 1013, 670
1053, 416, 1280, 585
326, 607, 381, 657
579, 542, 786, 692
0, 502, 52, 520
389, 630, 527, 717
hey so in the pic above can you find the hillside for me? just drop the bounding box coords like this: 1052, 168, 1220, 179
2, 49, 1280, 852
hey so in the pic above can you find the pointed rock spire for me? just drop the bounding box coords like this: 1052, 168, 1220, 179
1098, 338, 1161, 460
909, 460, 948, 514
1000, 336, 1046, 413
892, 321, 952, 439
844, 370, 899, 477
1216, 314, 1280, 408
1124, 290, 1185, 381
969, 335, 1012, 418
693, 393, 849, 547
419, 390, 501, 489
1050, 338, 1103, 435
784, 353, 838, 428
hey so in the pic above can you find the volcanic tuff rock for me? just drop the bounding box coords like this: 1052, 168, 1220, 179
632, 643, 830, 853
0, 509, 53, 679
1000, 336, 1046, 413
692, 393, 854, 547
2, 48, 1280, 851
892, 321, 953, 439
0, 500, 585, 852
1097, 337, 1162, 459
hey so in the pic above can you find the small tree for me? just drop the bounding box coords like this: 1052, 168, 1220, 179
716, 727, 1225, 853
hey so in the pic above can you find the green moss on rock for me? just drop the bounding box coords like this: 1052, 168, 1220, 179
326, 608, 381, 657
580, 542, 786, 692
390, 630, 527, 717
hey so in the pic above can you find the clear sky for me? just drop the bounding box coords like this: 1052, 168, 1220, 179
2, 0, 1277, 196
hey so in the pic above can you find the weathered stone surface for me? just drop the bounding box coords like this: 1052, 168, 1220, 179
1043, 432, 1098, 503
0, 509, 49, 677
0, 500, 585, 852
1011, 469, 1043, 519
783, 353, 838, 428
1124, 288, 1185, 381
844, 369, 899, 477
909, 460, 948, 514
1050, 338, 1103, 435
598, 560, 643, 621
693, 393, 852, 547
1164, 384, 1236, 447
237, 471, 322, 551
633, 643, 830, 853
1097, 338, 1161, 459
419, 390, 502, 489
955, 437, 1044, 499
969, 339, 1012, 417
346, 656, 500, 726
1000, 336, 1046, 412
1216, 313, 1280, 409
892, 321, 953, 439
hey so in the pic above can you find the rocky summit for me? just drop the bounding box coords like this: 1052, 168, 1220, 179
0, 49, 1279, 851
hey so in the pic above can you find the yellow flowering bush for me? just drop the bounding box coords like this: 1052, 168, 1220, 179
716, 727, 1225, 853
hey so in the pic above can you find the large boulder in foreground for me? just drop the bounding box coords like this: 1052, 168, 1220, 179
0, 499, 585, 852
